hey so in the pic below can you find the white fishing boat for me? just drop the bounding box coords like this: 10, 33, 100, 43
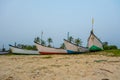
0, 45, 9, 54
9, 45, 39, 54
64, 39, 89, 54
87, 30, 103, 51
0, 51, 8, 54
87, 18, 103, 51
35, 42, 67, 55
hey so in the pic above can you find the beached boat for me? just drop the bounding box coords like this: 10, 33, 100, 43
0, 51, 9, 54
87, 30, 103, 51
9, 45, 39, 54
35, 42, 67, 55
0, 45, 9, 54
64, 39, 89, 54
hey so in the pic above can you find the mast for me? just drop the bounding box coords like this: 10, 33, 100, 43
67, 32, 69, 40
41, 31, 43, 44
92, 17, 94, 32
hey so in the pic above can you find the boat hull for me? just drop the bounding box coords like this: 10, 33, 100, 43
64, 39, 89, 54
87, 30, 103, 52
39, 52, 67, 55
35, 42, 67, 55
89, 45, 102, 51
0, 51, 9, 54
67, 50, 82, 54
9, 45, 39, 55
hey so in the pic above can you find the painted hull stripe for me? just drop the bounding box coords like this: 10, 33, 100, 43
67, 50, 82, 54
39, 52, 67, 55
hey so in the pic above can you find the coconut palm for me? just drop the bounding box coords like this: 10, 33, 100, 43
68, 36, 74, 43
47, 37, 53, 47
60, 43, 65, 49
34, 37, 40, 43
41, 40, 46, 46
75, 38, 82, 46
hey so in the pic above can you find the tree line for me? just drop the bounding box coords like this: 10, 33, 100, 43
13, 36, 83, 50
34, 36, 83, 49
12, 37, 118, 50
102, 42, 118, 50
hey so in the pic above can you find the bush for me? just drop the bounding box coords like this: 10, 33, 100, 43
103, 45, 118, 50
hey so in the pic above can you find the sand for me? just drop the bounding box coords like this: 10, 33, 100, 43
0, 54, 120, 80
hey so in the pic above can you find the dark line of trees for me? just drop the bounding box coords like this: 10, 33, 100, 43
15, 36, 119, 50
60, 36, 83, 49
34, 36, 83, 49
103, 42, 118, 50
68, 36, 82, 46
15, 44, 37, 50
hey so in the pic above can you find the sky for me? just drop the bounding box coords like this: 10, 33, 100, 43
0, 0, 120, 50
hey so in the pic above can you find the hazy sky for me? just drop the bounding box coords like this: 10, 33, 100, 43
0, 0, 120, 49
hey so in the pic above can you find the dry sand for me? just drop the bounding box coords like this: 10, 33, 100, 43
0, 54, 120, 80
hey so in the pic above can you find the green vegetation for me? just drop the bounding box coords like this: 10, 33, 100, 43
68, 35, 83, 46
104, 49, 120, 57
60, 43, 65, 49
84, 49, 120, 57
34, 35, 83, 49
34, 37, 40, 43
34, 37, 54, 47
41, 40, 46, 46
34, 37, 46, 46
16, 44, 37, 50
47, 37, 53, 47
103, 42, 118, 50
103, 45, 118, 50
74, 38, 82, 46
68, 36, 74, 43
101, 42, 120, 56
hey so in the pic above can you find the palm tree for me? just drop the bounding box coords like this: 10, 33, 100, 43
60, 43, 65, 49
32, 45, 37, 50
34, 37, 40, 43
47, 37, 53, 47
41, 40, 46, 46
68, 36, 74, 43
75, 38, 82, 46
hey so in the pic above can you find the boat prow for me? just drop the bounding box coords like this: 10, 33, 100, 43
87, 30, 103, 51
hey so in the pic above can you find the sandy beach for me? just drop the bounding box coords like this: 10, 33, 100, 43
0, 53, 120, 80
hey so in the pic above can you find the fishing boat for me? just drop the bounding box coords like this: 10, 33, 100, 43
87, 30, 103, 51
64, 39, 89, 54
9, 45, 39, 54
0, 51, 8, 54
35, 42, 67, 55
0, 45, 9, 54
87, 17, 103, 51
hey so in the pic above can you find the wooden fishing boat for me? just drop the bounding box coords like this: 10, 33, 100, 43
87, 30, 103, 51
9, 45, 39, 54
0, 45, 9, 54
64, 39, 89, 54
0, 51, 9, 54
35, 42, 67, 55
